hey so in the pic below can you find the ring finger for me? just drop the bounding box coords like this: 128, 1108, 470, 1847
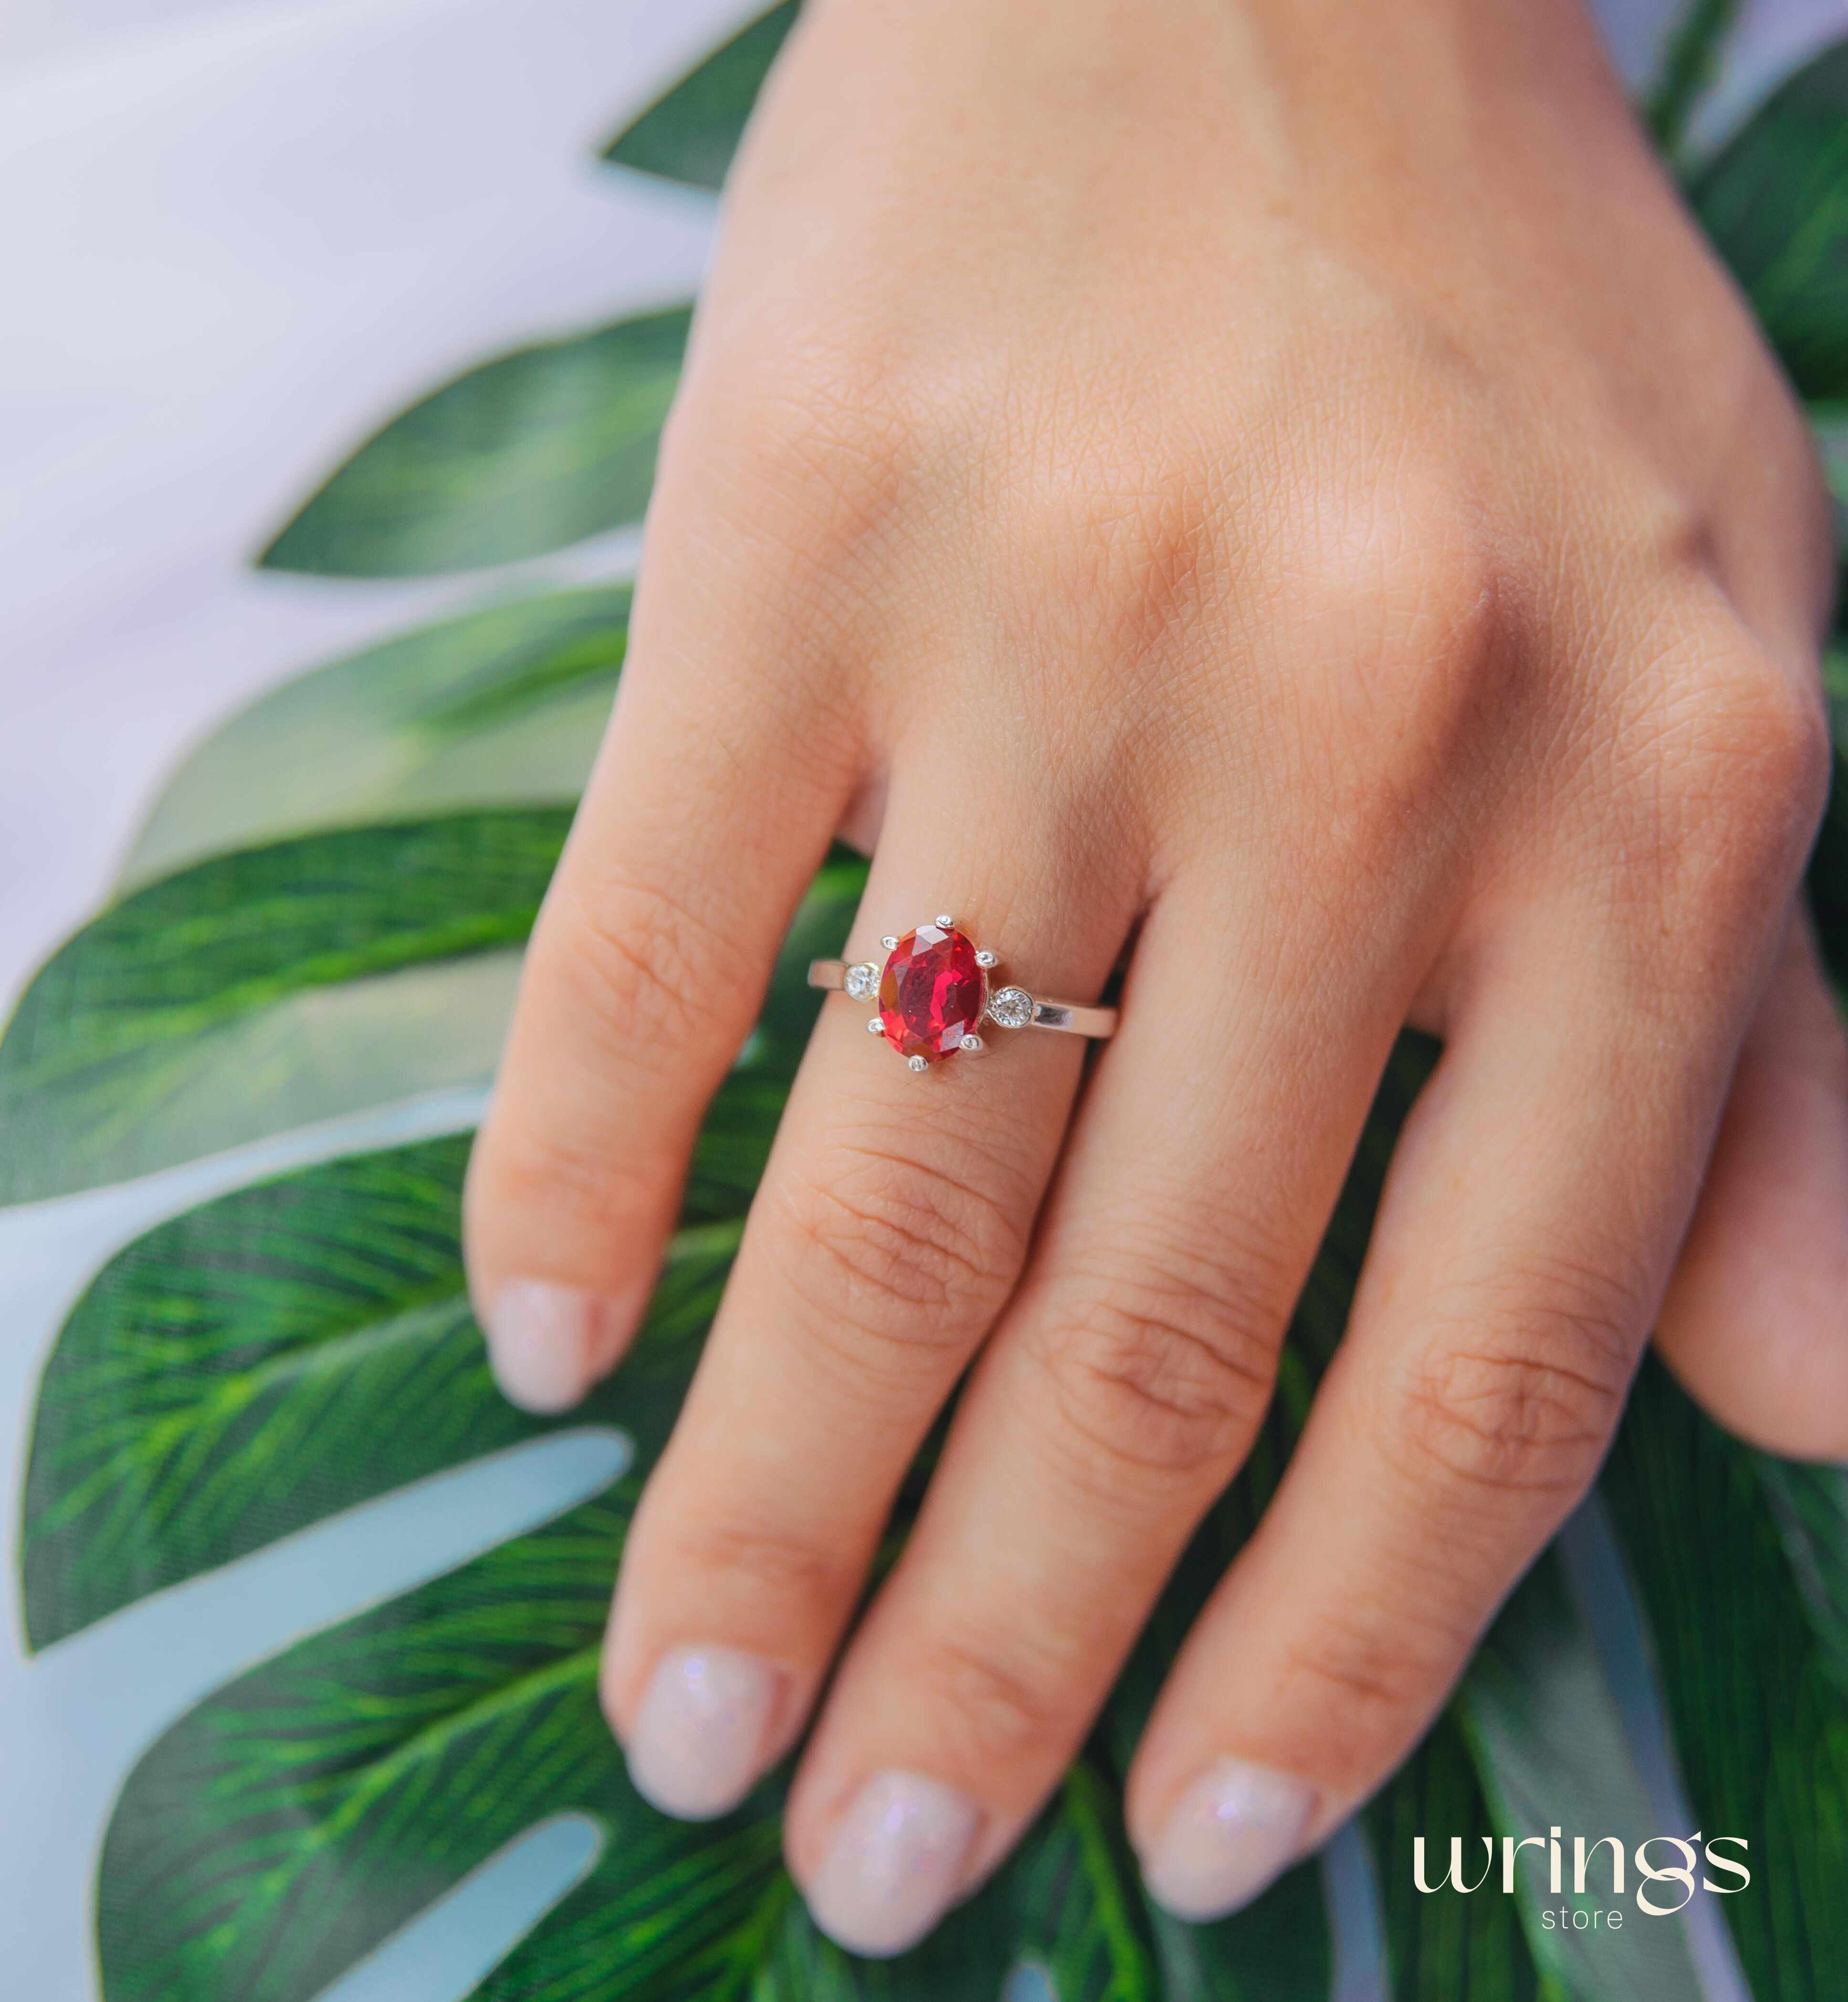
599, 749, 1140, 1821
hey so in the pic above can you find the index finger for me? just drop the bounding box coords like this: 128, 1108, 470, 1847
463, 551, 858, 1411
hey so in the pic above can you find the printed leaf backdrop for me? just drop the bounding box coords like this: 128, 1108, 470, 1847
7, 5, 1848, 1999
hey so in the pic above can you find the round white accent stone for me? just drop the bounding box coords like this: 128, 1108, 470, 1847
844, 961, 879, 1001
987, 986, 1033, 1030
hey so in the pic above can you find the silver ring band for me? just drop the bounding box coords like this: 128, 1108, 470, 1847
807, 960, 1118, 1039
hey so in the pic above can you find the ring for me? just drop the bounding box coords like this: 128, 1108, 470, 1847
808, 915, 1118, 1073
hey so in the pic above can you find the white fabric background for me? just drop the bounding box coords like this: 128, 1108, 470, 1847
0, 3, 1842, 1997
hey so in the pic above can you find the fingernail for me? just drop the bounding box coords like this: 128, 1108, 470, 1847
804, 1770, 982, 1958
625, 1646, 781, 1820
483, 1277, 640, 1413
1139, 1759, 1314, 1921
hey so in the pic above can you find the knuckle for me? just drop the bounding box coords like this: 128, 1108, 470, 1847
1368, 498, 1508, 741
1281, 1612, 1439, 1737
666, 338, 931, 647
472, 1114, 663, 1244
769, 1137, 1029, 1349
1028, 1236, 1286, 1479
1003, 452, 1220, 688
1649, 625, 1832, 904
1376, 479, 1505, 674
1671, 640, 1829, 807
1288, 454, 1512, 824
1392, 1268, 1639, 1499
1720, 660, 1832, 833
540, 862, 736, 1054
662, 1514, 853, 1636
746, 370, 909, 542
906, 1627, 1073, 1771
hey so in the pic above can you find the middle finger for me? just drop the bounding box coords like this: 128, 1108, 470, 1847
783, 863, 1415, 1953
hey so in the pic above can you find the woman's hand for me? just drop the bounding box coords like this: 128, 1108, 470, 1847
464, 0, 1847, 1956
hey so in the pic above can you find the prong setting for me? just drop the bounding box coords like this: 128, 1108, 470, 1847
864, 915, 1004, 1071
814, 911, 1114, 1061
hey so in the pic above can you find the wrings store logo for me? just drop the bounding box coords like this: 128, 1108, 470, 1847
1415, 1830, 1749, 1931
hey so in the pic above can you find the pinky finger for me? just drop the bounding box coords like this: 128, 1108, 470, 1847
1654, 904, 1848, 1459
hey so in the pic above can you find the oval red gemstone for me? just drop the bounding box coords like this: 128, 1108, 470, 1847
878, 924, 985, 1063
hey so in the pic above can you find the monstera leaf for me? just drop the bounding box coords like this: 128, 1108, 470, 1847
262, 308, 692, 577
1, 584, 638, 1205
1694, 40, 1848, 400
22, 976, 1842, 1998
123, 585, 630, 887
21, 987, 1339, 1999
604, 2, 798, 190
1817, 407, 1848, 634
1601, 1363, 1848, 1997
0, 811, 562, 1205
10, 11, 1848, 2002
1648, 0, 1745, 155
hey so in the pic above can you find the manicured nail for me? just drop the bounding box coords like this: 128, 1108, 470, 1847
1139, 1759, 1314, 1921
804, 1770, 982, 1958
483, 1277, 640, 1413
625, 1646, 781, 1820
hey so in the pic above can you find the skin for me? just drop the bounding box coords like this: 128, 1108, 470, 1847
464, 0, 1848, 1953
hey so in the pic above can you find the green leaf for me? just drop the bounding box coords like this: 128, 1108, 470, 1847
96, 1491, 795, 2002
0, 807, 863, 1209
43, 848, 1336, 1994
31, 971, 1808, 1999
1755, 1456, 1848, 1693
1008, 1763, 1161, 2002
0, 811, 566, 1206
745, 1885, 1016, 2001
1693, 38, 1848, 399
261, 308, 691, 577
1647, 0, 1741, 158
25, 705, 1834, 2002
1827, 643, 1848, 713
123, 586, 629, 887
1816, 403, 1848, 514
17, 854, 867, 1644
1600, 1359, 1848, 1997
1365, 1718, 1543, 2002
1457, 1548, 1707, 1999
98, 1467, 1029, 2002
1816, 404, 1848, 638
18, 1135, 740, 1651
603, 4, 798, 191
1142, 1864, 1328, 2002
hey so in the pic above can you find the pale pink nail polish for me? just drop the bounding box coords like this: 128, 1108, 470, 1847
1139, 1759, 1314, 1921
626, 1646, 780, 1820
804, 1770, 982, 1958
483, 1277, 641, 1413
